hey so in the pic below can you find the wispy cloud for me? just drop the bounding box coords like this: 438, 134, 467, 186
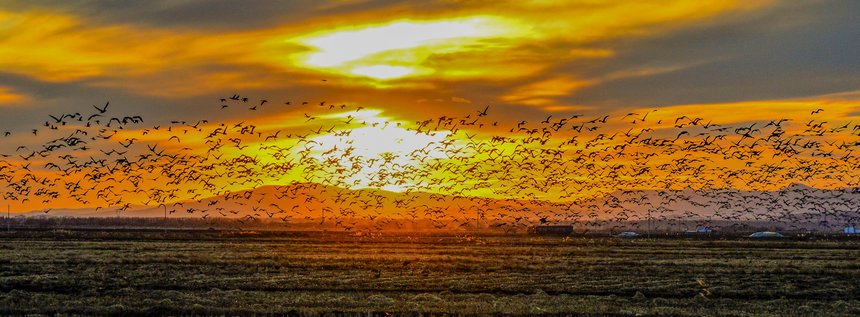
0, 86, 29, 106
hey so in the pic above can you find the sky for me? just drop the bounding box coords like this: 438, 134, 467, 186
0, 0, 856, 122
0, 0, 859, 213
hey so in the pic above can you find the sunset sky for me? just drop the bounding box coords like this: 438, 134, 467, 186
0, 1, 859, 213
0, 0, 856, 121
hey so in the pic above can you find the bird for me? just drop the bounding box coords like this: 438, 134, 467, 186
0, 94, 852, 238
93, 102, 109, 113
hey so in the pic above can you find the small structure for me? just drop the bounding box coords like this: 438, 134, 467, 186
844, 226, 857, 234
530, 225, 573, 235
749, 231, 783, 238
616, 232, 639, 238
685, 227, 713, 234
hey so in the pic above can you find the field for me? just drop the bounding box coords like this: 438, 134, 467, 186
1, 231, 859, 316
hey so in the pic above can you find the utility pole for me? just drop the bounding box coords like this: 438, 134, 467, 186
647, 209, 652, 238
7, 204, 10, 232
476, 211, 481, 236
163, 204, 168, 234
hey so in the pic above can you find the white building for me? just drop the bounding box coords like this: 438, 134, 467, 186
749, 231, 783, 238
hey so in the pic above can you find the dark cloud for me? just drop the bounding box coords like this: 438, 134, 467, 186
557, 0, 859, 109
2, 0, 400, 31
0, 71, 188, 131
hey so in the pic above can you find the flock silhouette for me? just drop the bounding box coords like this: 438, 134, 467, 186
1, 95, 859, 233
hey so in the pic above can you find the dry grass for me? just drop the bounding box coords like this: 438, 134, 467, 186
0, 231, 858, 316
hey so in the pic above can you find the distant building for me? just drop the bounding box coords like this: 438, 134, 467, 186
531, 225, 573, 235
749, 231, 783, 238
685, 227, 713, 234
845, 226, 856, 234
616, 232, 639, 238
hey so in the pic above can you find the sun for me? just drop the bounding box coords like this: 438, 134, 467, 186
302, 110, 452, 191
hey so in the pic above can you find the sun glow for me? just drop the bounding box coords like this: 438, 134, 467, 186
305, 123, 451, 191
311, 125, 448, 158
289, 16, 522, 80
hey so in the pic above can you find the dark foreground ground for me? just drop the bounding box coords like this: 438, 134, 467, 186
0, 231, 858, 316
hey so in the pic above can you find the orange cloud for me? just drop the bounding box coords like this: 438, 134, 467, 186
0, 86, 28, 106
0, 10, 182, 82
451, 97, 472, 104
502, 76, 596, 106
0, 9, 310, 97
639, 96, 860, 126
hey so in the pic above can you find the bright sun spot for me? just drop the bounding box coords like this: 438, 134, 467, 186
304, 118, 452, 191
290, 16, 520, 80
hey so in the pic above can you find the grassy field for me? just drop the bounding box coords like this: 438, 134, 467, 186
0, 231, 858, 316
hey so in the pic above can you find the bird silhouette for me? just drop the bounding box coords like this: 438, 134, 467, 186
0, 97, 856, 234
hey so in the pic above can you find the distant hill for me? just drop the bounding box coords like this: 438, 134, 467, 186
18, 182, 860, 232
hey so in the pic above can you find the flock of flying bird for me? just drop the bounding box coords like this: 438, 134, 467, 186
0, 95, 859, 233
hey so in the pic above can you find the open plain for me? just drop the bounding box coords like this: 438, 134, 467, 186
1, 231, 858, 316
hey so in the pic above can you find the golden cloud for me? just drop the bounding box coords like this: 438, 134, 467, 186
191, 0, 771, 89
0, 0, 770, 97
502, 76, 596, 106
